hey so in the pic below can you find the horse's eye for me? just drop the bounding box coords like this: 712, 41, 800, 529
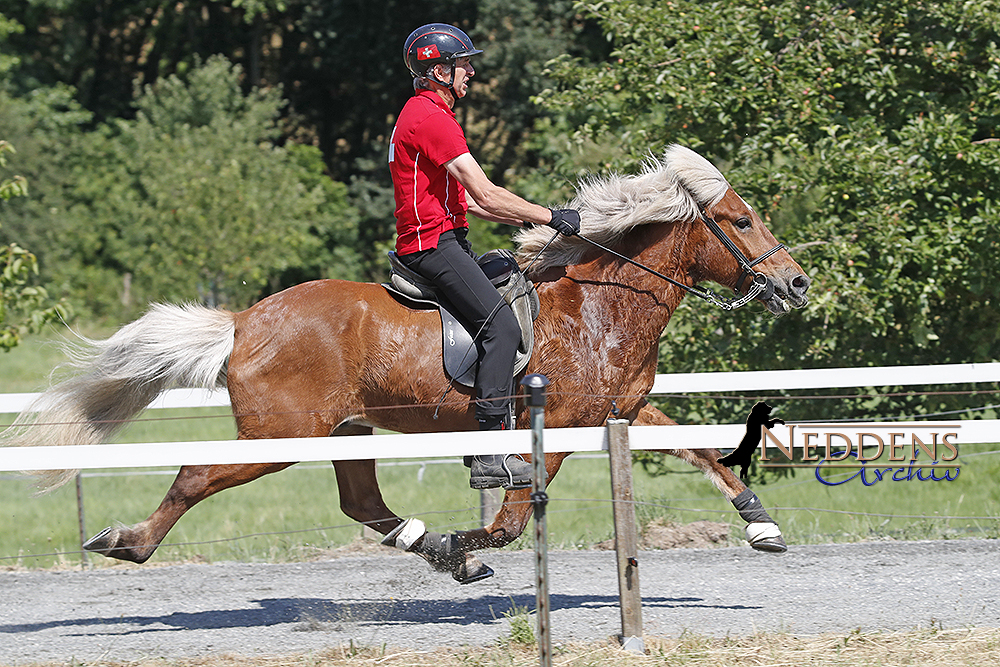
734, 216, 752, 230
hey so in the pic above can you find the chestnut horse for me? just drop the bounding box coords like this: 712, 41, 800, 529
3, 145, 810, 582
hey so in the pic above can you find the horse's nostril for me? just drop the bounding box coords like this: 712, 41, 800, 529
792, 274, 811, 294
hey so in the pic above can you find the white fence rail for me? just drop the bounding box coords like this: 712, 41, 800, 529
1, 420, 998, 472
649, 362, 1000, 394
1, 362, 998, 472
3, 363, 998, 415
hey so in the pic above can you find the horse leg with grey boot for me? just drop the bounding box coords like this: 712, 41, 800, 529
381, 518, 494, 584
732, 488, 786, 552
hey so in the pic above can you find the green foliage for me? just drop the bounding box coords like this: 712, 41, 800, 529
539, 0, 1000, 427
0, 11, 21, 76
0, 139, 25, 200
225, 0, 288, 21
0, 1, 605, 281
0, 57, 360, 318
0, 140, 69, 351
78, 56, 356, 309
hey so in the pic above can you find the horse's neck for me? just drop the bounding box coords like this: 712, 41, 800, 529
544, 221, 695, 360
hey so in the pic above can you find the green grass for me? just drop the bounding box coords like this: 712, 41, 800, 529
3, 444, 997, 569
497, 599, 537, 647
632, 442, 1000, 545
0, 324, 123, 392
2, 330, 998, 569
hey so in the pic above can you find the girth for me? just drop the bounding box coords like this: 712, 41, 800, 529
382, 249, 539, 388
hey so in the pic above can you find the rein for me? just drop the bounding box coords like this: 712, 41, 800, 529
574, 210, 786, 312
433, 209, 781, 415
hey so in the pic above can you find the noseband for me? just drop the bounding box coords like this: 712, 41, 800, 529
575, 208, 786, 311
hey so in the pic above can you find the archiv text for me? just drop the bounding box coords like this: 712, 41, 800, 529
758, 424, 960, 486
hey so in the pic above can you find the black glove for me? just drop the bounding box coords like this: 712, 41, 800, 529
547, 208, 581, 236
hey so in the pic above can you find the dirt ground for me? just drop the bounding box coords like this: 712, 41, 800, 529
595, 519, 732, 551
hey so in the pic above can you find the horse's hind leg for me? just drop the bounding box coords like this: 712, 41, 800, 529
83, 462, 294, 563
332, 451, 495, 584
634, 401, 787, 553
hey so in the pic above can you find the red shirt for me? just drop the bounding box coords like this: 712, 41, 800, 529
389, 90, 470, 254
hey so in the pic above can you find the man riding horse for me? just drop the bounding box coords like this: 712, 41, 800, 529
390, 23, 580, 490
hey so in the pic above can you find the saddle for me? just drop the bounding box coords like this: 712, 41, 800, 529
382, 249, 540, 388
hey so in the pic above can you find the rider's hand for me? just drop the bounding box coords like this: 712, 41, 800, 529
547, 208, 581, 236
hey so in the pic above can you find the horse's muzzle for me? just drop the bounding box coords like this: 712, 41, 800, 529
763, 271, 811, 315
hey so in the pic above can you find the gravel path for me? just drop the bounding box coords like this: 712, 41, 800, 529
2, 539, 999, 664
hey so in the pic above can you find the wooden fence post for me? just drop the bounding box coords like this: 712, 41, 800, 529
606, 418, 644, 653
75, 473, 89, 569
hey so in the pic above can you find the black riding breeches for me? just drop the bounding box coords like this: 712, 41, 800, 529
398, 228, 521, 418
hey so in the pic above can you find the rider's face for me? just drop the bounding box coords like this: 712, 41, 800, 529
452, 57, 475, 98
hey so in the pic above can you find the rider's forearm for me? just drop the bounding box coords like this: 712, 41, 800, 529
469, 184, 551, 226
467, 193, 537, 227
445, 152, 551, 226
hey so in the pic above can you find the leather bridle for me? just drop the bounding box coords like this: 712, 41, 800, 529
575, 208, 787, 311
699, 209, 787, 303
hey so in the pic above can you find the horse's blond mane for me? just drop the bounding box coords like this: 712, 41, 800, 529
514, 144, 730, 271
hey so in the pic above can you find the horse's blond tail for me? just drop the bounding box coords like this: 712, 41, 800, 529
1, 303, 236, 493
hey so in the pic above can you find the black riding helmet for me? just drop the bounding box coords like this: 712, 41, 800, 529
403, 23, 483, 93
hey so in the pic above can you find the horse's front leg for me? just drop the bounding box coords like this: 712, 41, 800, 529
634, 401, 787, 553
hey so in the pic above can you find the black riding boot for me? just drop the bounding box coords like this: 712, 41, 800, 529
465, 414, 532, 490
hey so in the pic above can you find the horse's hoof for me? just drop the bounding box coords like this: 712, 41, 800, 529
414, 533, 494, 583
82, 526, 118, 554
746, 522, 787, 553
750, 536, 788, 553
454, 554, 495, 584
82, 525, 154, 563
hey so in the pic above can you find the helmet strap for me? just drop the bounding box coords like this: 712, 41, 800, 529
427, 62, 460, 105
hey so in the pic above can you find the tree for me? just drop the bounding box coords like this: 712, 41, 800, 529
0, 13, 68, 349
74, 56, 360, 311
1, 57, 361, 318
1, 140, 69, 350
0, 1, 608, 280
536, 0, 1000, 425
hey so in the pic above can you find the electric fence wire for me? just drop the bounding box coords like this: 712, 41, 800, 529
3, 490, 997, 566
2, 388, 997, 565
